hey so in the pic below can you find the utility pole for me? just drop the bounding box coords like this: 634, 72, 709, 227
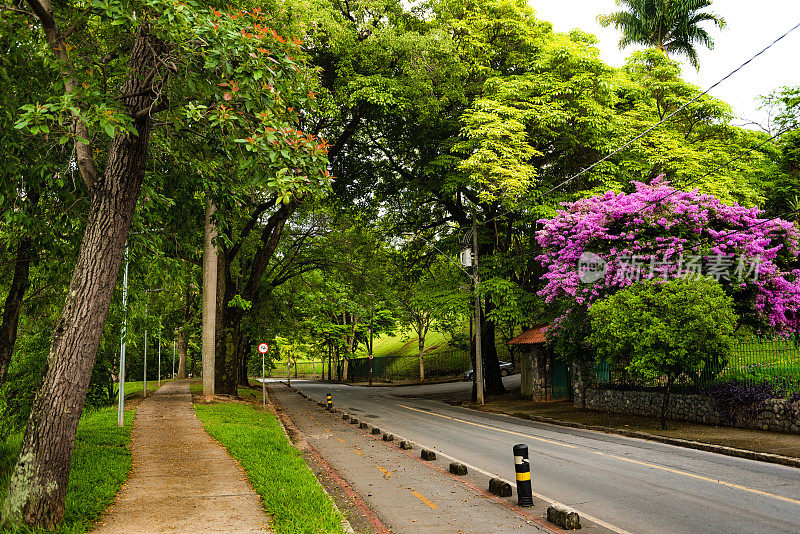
172, 336, 176, 379
472, 211, 484, 405
117, 246, 129, 427
202, 197, 218, 402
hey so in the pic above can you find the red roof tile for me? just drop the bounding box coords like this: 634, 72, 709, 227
507, 324, 549, 345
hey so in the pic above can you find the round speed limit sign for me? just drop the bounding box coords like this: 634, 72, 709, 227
258, 343, 269, 354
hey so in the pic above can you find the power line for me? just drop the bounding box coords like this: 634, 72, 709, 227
468, 22, 800, 232
638, 128, 789, 212
541, 20, 800, 198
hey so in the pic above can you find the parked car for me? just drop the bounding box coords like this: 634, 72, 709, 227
464, 361, 515, 381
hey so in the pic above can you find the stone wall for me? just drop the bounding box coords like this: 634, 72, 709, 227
576, 387, 800, 434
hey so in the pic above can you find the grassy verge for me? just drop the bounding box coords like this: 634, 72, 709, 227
0, 406, 135, 533
194, 400, 346, 534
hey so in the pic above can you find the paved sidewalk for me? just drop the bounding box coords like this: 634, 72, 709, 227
269, 384, 611, 534
93, 380, 270, 533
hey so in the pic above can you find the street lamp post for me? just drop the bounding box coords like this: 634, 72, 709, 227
117, 246, 130, 427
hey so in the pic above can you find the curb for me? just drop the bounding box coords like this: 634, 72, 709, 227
487, 411, 800, 469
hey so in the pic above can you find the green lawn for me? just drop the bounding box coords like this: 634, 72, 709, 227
194, 400, 346, 534
0, 406, 135, 533
113, 378, 173, 400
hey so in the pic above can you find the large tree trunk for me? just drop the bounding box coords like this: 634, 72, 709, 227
482, 299, 505, 396
1, 24, 161, 528
202, 198, 218, 402
0, 237, 34, 384
238, 329, 251, 387
215, 249, 239, 396
417, 320, 427, 381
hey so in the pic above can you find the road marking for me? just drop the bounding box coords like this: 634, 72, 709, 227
376, 466, 392, 478
607, 454, 800, 506
398, 404, 577, 449
397, 403, 800, 509
336, 438, 345, 444
401, 441, 632, 534
353, 448, 364, 456
410, 489, 438, 509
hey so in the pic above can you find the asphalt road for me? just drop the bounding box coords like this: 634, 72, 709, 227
289, 379, 800, 534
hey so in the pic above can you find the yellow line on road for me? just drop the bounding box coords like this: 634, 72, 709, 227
411, 489, 438, 509
335, 438, 345, 444
608, 454, 800, 506
353, 448, 364, 456
376, 466, 392, 478
397, 404, 800, 507
397, 404, 577, 449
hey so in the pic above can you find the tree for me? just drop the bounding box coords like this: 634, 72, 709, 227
597, 0, 726, 69
537, 178, 800, 348
2, 0, 330, 526
588, 278, 737, 428
392, 253, 468, 380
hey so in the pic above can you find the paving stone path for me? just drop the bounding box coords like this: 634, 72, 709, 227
93, 380, 270, 533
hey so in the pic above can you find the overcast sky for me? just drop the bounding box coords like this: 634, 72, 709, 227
531, 1, 800, 130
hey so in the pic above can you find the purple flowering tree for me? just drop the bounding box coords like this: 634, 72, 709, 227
536, 178, 800, 336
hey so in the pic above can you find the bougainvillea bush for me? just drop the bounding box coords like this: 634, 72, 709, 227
537, 178, 800, 335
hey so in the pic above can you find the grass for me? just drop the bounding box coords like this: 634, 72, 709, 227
0, 406, 135, 533
113, 379, 172, 400
194, 400, 346, 534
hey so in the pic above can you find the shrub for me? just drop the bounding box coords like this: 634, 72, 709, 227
589, 277, 737, 428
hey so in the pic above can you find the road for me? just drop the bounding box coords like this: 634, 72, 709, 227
287, 379, 800, 534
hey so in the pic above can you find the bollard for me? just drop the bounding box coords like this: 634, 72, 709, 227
371, 427, 382, 435
326, 392, 333, 411
513, 444, 534, 507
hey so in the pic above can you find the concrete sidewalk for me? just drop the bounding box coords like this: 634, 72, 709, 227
93, 380, 270, 533
270, 383, 611, 534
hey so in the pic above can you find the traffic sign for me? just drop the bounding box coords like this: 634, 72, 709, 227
258, 343, 269, 354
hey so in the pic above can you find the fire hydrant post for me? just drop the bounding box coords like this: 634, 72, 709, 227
326, 392, 333, 411
513, 444, 534, 507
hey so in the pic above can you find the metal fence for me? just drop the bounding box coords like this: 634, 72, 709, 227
348, 350, 471, 382
594, 337, 800, 392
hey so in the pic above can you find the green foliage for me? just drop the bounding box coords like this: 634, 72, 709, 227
194, 401, 346, 534
597, 0, 726, 69
0, 407, 134, 533
588, 278, 737, 387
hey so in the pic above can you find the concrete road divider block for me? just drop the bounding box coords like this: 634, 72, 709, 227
421, 449, 437, 461
371, 427, 382, 435
488, 478, 512, 497
382, 433, 394, 441
318, 401, 325, 407
350, 417, 359, 425
399, 441, 413, 450
449, 462, 468, 476
547, 504, 581, 530
359, 422, 369, 429
342, 414, 350, 420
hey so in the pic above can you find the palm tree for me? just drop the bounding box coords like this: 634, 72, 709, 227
597, 0, 726, 69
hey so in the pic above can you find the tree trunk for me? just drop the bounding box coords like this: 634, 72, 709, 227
482, 299, 505, 395
418, 321, 426, 381
238, 330, 250, 387
1, 24, 162, 528
202, 198, 218, 402
177, 329, 188, 379
0, 237, 34, 384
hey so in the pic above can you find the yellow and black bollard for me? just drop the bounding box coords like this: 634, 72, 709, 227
326, 392, 333, 411
513, 444, 534, 507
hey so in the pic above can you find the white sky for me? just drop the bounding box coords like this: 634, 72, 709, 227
531, 1, 800, 130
